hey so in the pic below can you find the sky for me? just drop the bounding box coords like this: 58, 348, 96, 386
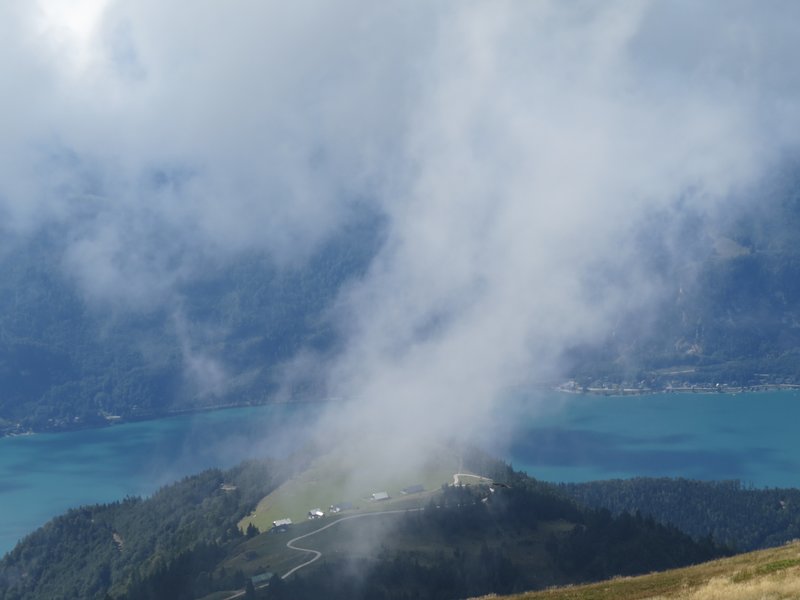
4, 1, 800, 475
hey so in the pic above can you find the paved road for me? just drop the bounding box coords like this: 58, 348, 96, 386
281, 507, 424, 579
222, 508, 423, 599
222, 472, 494, 597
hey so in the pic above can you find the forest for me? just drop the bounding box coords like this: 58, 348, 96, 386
564, 166, 800, 388
0, 452, 735, 600
558, 477, 800, 551
6, 171, 800, 437
0, 212, 383, 435
0, 454, 310, 600
266, 475, 726, 600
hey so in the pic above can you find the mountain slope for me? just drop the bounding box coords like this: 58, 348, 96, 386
0, 452, 731, 600
0, 213, 382, 435
563, 166, 800, 388
557, 478, 800, 551
504, 539, 800, 600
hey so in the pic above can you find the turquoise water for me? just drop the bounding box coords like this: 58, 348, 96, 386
503, 390, 800, 489
0, 404, 315, 557
2, 391, 800, 557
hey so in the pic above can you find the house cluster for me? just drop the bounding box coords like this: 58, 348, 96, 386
270, 482, 427, 531
271, 518, 292, 530
329, 501, 353, 513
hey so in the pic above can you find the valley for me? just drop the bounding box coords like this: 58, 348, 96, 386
3, 4, 800, 598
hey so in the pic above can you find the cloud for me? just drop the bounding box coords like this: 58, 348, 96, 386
0, 1, 430, 387
1, 0, 425, 266
312, 1, 800, 471
3, 1, 800, 472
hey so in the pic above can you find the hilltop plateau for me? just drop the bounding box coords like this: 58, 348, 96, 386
0, 445, 774, 600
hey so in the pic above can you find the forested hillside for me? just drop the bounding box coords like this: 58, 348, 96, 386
0, 455, 307, 600
565, 166, 800, 388
558, 477, 800, 551
0, 455, 729, 600
269, 473, 726, 600
0, 214, 382, 435
6, 168, 800, 434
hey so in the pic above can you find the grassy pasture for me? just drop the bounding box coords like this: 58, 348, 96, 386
227, 446, 506, 583
238, 448, 465, 533
505, 540, 800, 600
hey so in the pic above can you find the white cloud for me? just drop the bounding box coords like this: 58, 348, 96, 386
2, 1, 800, 470
311, 1, 800, 470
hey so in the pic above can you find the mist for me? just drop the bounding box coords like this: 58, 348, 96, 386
310, 1, 800, 478
4, 2, 800, 487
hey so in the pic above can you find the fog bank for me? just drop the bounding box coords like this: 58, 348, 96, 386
3, 1, 800, 472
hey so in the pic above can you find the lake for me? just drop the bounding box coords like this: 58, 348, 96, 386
502, 390, 800, 488
0, 403, 316, 557
2, 391, 800, 556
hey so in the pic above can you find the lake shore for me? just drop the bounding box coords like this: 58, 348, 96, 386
6, 382, 800, 440
0, 397, 336, 440
4, 390, 800, 557
555, 381, 800, 396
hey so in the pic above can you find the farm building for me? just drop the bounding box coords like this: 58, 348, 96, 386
371, 491, 390, 501
330, 502, 353, 513
308, 508, 324, 519
272, 518, 292, 528
401, 484, 425, 495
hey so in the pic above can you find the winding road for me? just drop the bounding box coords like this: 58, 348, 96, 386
222, 473, 492, 597
281, 507, 424, 579
282, 475, 492, 579
221, 508, 424, 599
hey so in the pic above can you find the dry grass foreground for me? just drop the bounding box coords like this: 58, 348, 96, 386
490, 540, 800, 600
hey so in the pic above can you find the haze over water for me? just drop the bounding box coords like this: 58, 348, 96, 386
2, 391, 800, 556
503, 391, 800, 488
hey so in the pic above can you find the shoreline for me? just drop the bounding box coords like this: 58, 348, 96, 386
5, 385, 800, 441
555, 382, 800, 397
0, 397, 336, 441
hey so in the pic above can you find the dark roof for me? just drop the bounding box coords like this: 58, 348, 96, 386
401, 484, 425, 494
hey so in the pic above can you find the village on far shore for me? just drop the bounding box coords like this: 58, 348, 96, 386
556, 372, 800, 396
